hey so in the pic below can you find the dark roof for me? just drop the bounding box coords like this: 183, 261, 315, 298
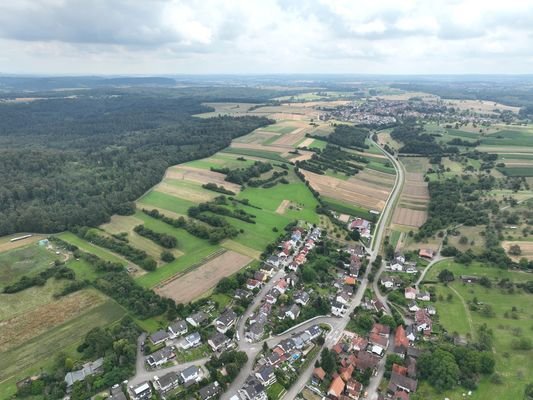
169, 320, 187, 333
388, 372, 418, 392
256, 365, 274, 382
407, 347, 422, 358
242, 376, 265, 398
148, 346, 174, 363
149, 330, 169, 343
306, 325, 321, 336
188, 311, 208, 324
110, 388, 127, 400
198, 381, 221, 400
156, 371, 179, 388
209, 332, 230, 347
181, 365, 201, 380
217, 309, 237, 326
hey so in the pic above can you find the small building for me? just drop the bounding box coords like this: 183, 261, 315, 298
181, 332, 202, 349
208, 331, 231, 352
168, 320, 188, 338
331, 300, 347, 317
285, 304, 301, 320
416, 291, 430, 302
64, 358, 104, 389
234, 288, 252, 300
186, 311, 209, 328
328, 376, 346, 399
294, 291, 310, 306
418, 248, 434, 260
215, 308, 237, 333
131, 382, 152, 400
404, 287, 417, 300
180, 365, 202, 385
199, 381, 222, 400
146, 346, 175, 368
387, 372, 418, 394
154, 371, 180, 393
255, 365, 276, 387
149, 330, 169, 346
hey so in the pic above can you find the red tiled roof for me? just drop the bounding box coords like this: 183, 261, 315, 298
313, 367, 326, 380
392, 364, 408, 376
394, 325, 409, 348
328, 376, 346, 397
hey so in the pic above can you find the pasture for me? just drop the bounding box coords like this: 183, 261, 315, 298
155, 250, 252, 303
0, 244, 58, 289
422, 260, 533, 400
57, 232, 126, 265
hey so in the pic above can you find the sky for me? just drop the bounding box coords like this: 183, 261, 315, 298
1, 0, 533, 75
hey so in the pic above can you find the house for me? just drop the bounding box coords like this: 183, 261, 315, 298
186, 311, 208, 328
255, 365, 276, 386
348, 218, 371, 237
414, 310, 432, 334
416, 291, 430, 302
394, 326, 409, 357
349, 265, 360, 278
149, 330, 169, 346
371, 323, 391, 336
291, 229, 303, 242
404, 287, 417, 300
288, 261, 299, 271
266, 255, 280, 268
369, 331, 389, 349
418, 248, 434, 259
406, 347, 422, 359
381, 275, 400, 289
275, 278, 288, 294
292, 335, 305, 350
345, 276, 357, 286
246, 279, 262, 291
239, 376, 267, 400
215, 308, 237, 333
208, 331, 231, 352
331, 300, 347, 316
388, 372, 418, 393
408, 301, 420, 312
312, 367, 326, 383
405, 265, 418, 274
328, 376, 346, 399
154, 371, 180, 392
294, 291, 310, 306
180, 365, 202, 385
285, 304, 301, 320
277, 338, 296, 353
286, 272, 299, 287
355, 351, 380, 372
146, 346, 175, 368
247, 322, 265, 342
168, 320, 188, 338
346, 379, 363, 400
390, 262, 404, 272
265, 290, 280, 305
267, 352, 281, 366
199, 381, 222, 400
261, 263, 276, 276
254, 271, 267, 282
336, 291, 351, 305
460, 275, 480, 283
306, 325, 322, 340
371, 297, 387, 313
131, 382, 152, 400
425, 305, 436, 315
234, 288, 252, 300
181, 332, 202, 349
64, 358, 104, 389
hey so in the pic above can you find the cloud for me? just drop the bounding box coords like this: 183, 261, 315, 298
0, 0, 532, 74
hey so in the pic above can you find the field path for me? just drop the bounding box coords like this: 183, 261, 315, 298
449, 285, 474, 337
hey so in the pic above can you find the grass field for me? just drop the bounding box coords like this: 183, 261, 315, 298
321, 197, 376, 221
138, 191, 197, 215
57, 232, 125, 265
421, 260, 533, 399
221, 148, 289, 163
0, 244, 58, 289
0, 299, 125, 398
308, 139, 327, 150
481, 129, 533, 147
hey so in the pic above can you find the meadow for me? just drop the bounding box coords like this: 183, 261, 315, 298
0, 244, 57, 289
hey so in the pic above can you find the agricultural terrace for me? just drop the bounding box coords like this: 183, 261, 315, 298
419, 260, 533, 400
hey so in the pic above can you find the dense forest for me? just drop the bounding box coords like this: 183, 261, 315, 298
309, 124, 369, 149
0, 90, 272, 235
390, 119, 447, 155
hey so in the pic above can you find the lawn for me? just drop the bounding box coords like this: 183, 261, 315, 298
389, 230, 401, 249
175, 343, 210, 363
308, 139, 328, 150
321, 197, 376, 221
56, 232, 125, 265
0, 299, 125, 398
421, 260, 533, 400
266, 383, 286, 400
137, 190, 197, 215
0, 244, 58, 289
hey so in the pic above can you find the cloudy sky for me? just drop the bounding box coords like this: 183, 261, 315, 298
1, 0, 533, 75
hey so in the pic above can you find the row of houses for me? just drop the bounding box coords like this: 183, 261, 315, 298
331, 249, 364, 317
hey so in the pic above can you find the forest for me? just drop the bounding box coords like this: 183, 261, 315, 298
309, 124, 369, 149
0, 89, 272, 235
390, 119, 447, 155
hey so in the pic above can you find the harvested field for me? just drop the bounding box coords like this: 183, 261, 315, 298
165, 166, 241, 193
502, 241, 533, 261
356, 169, 395, 188
0, 289, 105, 352
273, 126, 308, 146
221, 240, 262, 259
289, 151, 314, 162
302, 170, 390, 211
444, 99, 520, 114
405, 172, 425, 182
155, 182, 215, 203
403, 181, 429, 197
392, 207, 427, 227
0, 234, 46, 253
155, 250, 252, 303
275, 199, 291, 214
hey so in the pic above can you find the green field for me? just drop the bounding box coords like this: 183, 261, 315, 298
321, 196, 376, 221
366, 161, 395, 174
0, 299, 125, 399
308, 139, 327, 150
421, 260, 533, 400
138, 191, 197, 215
261, 124, 296, 134
222, 148, 289, 163
445, 128, 480, 139
183, 154, 257, 170
56, 232, 126, 265
497, 166, 533, 177
389, 230, 401, 249
481, 129, 533, 147
0, 244, 57, 289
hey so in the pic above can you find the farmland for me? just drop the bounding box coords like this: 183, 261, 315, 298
421, 260, 533, 400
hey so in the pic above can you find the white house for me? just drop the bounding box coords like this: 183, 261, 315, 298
331, 300, 346, 317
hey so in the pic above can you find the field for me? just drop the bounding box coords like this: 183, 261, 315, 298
392, 168, 429, 228
301, 169, 391, 211
421, 260, 533, 400
502, 241, 533, 261
442, 99, 520, 114
0, 244, 58, 289
57, 232, 126, 265
155, 250, 252, 303
0, 234, 46, 253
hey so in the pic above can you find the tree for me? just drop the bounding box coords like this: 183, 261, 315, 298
438, 269, 455, 283
509, 245, 522, 256
320, 348, 336, 374
161, 251, 175, 263
525, 383, 533, 400
418, 348, 460, 391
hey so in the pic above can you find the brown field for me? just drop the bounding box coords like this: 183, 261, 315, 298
302, 170, 390, 210
502, 241, 533, 261
165, 166, 242, 193
276, 199, 291, 214
392, 207, 428, 227
402, 181, 429, 197
0, 289, 105, 352
155, 251, 252, 303
356, 168, 395, 187
0, 234, 46, 253
298, 138, 315, 148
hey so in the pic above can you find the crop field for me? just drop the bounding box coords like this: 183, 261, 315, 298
155, 250, 252, 303
422, 260, 533, 400
0, 244, 58, 289
165, 165, 242, 193
392, 207, 427, 227
480, 129, 533, 147
0, 299, 125, 392
301, 169, 391, 211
